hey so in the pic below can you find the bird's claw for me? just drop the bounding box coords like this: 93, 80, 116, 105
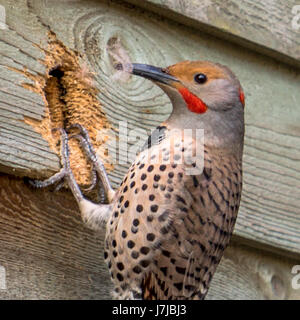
28, 124, 114, 203
28, 128, 71, 189
68, 124, 115, 202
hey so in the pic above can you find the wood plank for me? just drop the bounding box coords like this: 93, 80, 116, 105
0, 174, 113, 299
0, 174, 299, 299
123, 0, 300, 68
0, 0, 299, 256
207, 240, 300, 300
0, 0, 60, 178
28, 0, 300, 255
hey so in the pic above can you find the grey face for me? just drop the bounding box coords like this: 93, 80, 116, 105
130, 61, 245, 153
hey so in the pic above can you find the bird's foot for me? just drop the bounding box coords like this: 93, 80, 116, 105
67, 124, 115, 202
28, 128, 85, 203
28, 128, 69, 190
29, 127, 112, 230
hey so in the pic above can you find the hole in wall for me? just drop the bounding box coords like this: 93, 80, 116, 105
23, 32, 113, 186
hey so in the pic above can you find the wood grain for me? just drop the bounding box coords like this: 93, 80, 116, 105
0, 0, 299, 264
207, 241, 300, 300
1, 174, 299, 300
23, 0, 300, 256
124, 0, 300, 68
0, 174, 113, 299
0, 0, 60, 178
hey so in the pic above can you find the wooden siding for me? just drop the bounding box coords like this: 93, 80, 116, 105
0, 0, 299, 299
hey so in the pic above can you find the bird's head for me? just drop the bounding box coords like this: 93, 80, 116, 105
131, 60, 245, 114
130, 60, 245, 151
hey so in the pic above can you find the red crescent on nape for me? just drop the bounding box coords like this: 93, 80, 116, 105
239, 88, 245, 107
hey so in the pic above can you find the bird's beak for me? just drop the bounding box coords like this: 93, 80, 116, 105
129, 63, 179, 86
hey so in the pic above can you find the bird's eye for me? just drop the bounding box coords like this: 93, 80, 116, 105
194, 73, 207, 84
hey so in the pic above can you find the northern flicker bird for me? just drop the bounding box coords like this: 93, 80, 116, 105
32, 60, 245, 300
